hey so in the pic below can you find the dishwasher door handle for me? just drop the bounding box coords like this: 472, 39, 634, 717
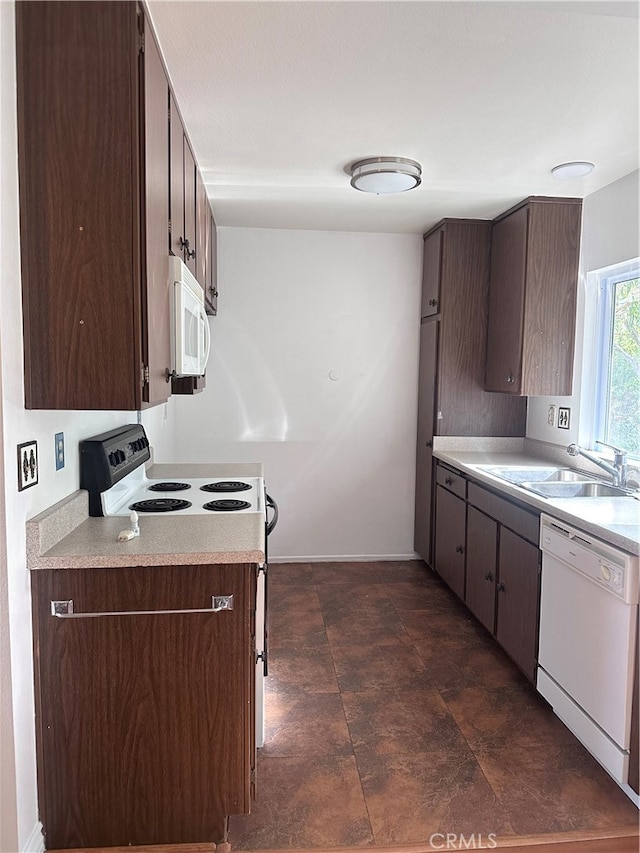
50, 595, 234, 618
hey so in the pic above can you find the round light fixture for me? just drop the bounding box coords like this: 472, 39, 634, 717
551, 161, 595, 179
350, 157, 422, 194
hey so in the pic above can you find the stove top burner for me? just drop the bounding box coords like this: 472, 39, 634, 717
200, 481, 252, 493
130, 498, 192, 513
148, 482, 191, 492
203, 499, 252, 512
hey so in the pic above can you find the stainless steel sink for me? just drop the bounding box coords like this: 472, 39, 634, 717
519, 481, 631, 498
480, 466, 597, 485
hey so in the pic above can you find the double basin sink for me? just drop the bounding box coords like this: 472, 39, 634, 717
480, 466, 635, 499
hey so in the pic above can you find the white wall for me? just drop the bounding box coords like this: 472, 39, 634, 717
526, 170, 640, 446
0, 4, 177, 847
171, 227, 423, 560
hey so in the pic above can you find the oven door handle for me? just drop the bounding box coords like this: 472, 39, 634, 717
265, 493, 278, 536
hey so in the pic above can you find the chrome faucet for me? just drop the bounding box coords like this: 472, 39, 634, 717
567, 441, 628, 488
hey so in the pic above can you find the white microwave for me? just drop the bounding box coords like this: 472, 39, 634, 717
169, 256, 211, 377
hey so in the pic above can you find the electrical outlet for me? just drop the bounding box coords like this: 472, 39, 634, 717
547, 405, 557, 427
558, 407, 571, 429
18, 441, 38, 491
55, 432, 65, 470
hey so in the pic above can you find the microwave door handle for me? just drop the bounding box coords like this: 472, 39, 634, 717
198, 302, 211, 372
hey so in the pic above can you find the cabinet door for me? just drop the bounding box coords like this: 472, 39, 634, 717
205, 207, 218, 316
32, 564, 252, 849
521, 201, 582, 396
420, 229, 442, 318
183, 141, 198, 277
195, 169, 209, 288
169, 93, 186, 260
434, 485, 466, 599
495, 528, 541, 682
465, 506, 497, 632
414, 320, 438, 562
484, 205, 528, 394
17, 1, 141, 410
142, 21, 171, 405
437, 221, 527, 436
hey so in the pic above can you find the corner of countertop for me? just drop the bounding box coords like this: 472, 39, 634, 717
26, 490, 88, 568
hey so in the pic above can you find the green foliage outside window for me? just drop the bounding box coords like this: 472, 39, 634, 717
607, 277, 639, 455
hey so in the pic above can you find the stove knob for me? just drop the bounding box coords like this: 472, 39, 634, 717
109, 452, 117, 467
116, 450, 126, 465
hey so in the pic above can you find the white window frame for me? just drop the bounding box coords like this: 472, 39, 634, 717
581, 257, 639, 458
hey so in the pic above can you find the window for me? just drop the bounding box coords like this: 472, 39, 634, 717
592, 260, 640, 457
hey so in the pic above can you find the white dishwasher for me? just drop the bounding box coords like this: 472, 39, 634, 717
537, 514, 638, 802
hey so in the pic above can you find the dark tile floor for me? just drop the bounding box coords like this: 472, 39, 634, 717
228, 561, 639, 848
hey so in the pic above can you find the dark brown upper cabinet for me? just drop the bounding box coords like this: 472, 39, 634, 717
484, 197, 582, 396
205, 208, 219, 316
169, 93, 187, 262
170, 167, 215, 393
17, 1, 172, 410
183, 141, 198, 279
169, 97, 217, 321
196, 169, 209, 288
420, 228, 442, 318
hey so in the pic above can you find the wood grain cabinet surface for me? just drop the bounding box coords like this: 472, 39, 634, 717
16, 1, 172, 410
168, 99, 217, 394
433, 483, 466, 601
413, 220, 526, 563
31, 563, 257, 850
465, 505, 498, 634
433, 463, 542, 683
205, 208, 219, 316
484, 196, 582, 396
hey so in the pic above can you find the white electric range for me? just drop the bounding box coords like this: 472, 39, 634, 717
80, 424, 275, 748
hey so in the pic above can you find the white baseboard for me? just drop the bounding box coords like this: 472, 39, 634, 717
22, 821, 44, 853
268, 552, 420, 563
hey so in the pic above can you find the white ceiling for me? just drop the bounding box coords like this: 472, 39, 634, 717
147, 0, 639, 234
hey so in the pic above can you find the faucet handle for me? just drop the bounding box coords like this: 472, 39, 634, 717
596, 440, 627, 458
567, 443, 579, 456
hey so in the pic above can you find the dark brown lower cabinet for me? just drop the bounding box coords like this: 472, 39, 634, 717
31, 563, 256, 850
495, 529, 541, 682
434, 485, 466, 600
433, 468, 542, 683
465, 506, 498, 633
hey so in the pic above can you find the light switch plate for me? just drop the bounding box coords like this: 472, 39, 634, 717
18, 441, 38, 490
55, 432, 65, 470
558, 407, 571, 429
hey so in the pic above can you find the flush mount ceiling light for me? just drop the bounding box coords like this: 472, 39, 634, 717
350, 157, 422, 194
551, 161, 595, 179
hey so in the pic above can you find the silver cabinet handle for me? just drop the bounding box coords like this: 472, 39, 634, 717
50, 595, 234, 618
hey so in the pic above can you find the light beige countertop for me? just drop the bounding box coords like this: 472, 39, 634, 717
27, 462, 266, 570
433, 440, 639, 556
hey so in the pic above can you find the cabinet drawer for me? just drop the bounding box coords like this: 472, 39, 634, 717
436, 464, 467, 499
467, 482, 539, 544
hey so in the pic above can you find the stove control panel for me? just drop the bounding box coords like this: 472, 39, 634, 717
80, 425, 151, 516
